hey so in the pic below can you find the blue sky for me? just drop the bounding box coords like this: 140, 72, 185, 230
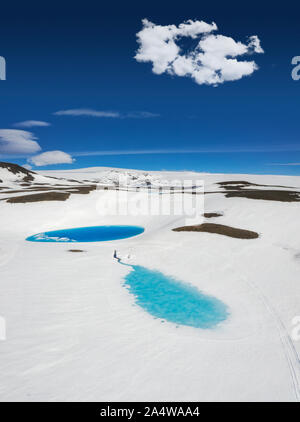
0, 0, 300, 174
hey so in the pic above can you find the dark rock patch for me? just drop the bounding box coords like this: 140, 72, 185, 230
2, 184, 97, 198
173, 223, 259, 239
225, 190, 300, 202
217, 180, 296, 190
23, 174, 34, 182
218, 180, 252, 186
67, 179, 84, 184
6, 191, 70, 203
0, 161, 35, 182
65, 185, 97, 194
203, 212, 223, 218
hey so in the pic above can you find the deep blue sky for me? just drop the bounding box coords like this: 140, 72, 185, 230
0, 0, 300, 174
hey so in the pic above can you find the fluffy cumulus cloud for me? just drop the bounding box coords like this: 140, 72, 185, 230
135, 19, 264, 86
28, 150, 74, 166
0, 129, 41, 154
14, 120, 51, 128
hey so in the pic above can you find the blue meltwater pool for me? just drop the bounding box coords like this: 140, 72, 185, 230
26, 225, 144, 242
122, 264, 229, 329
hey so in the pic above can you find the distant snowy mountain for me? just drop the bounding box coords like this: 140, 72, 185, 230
0, 161, 72, 188
0, 162, 167, 191
0, 162, 36, 184
94, 169, 168, 188
1, 161, 300, 205
0, 162, 94, 202
0, 162, 172, 203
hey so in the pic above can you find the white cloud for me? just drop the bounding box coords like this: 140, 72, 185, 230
29, 150, 74, 166
54, 109, 120, 118
135, 19, 264, 86
53, 108, 159, 118
0, 129, 41, 154
123, 111, 159, 118
269, 163, 300, 166
248, 35, 264, 54
14, 120, 51, 128
71, 144, 300, 157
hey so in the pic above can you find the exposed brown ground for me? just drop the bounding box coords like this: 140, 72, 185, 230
218, 180, 252, 185
68, 249, 85, 253
6, 192, 70, 203
173, 223, 259, 239
224, 189, 300, 202
203, 212, 223, 218
2, 185, 97, 194
217, 180, 296, 189
201, 179, 300, 202
168, 180, 300, 203
65, 185, 97, 194
1, 185, 97, 203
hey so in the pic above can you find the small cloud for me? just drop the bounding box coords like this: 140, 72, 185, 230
54, 109, 120, 118
124, 111, 159, 118
53, 108, 159, 118
14, 120, 51, 128
268, 163, 300, 166
0, 129, 41, 154
28, 150, 75, 167
135, 19, 264, 86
